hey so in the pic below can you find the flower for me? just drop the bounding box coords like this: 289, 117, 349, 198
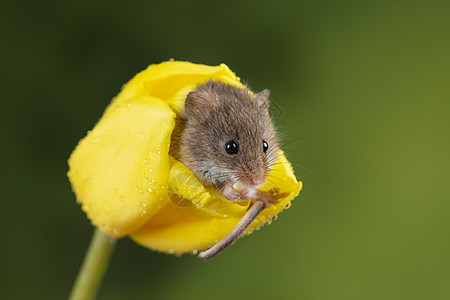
68, 61, 302, 255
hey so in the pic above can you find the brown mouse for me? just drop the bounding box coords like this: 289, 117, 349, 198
170, 80, 287, 258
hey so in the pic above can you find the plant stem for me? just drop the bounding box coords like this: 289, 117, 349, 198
69, 228, 116, 300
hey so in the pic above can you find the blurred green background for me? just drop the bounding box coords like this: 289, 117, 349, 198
1, 0, 450, 299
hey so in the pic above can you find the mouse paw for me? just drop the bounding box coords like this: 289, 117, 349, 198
223, 183, 241, 201
255, 190, 279, 208
267, 189, 290, 200
236, 189, 278, 208
223, 184, 289, 208
254, 190, 290, 208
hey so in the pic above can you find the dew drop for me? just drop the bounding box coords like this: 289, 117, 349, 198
149, 169, 153, 173
192, 249, 198, 255
148, 188, 153, 193
169, 249, 175, 255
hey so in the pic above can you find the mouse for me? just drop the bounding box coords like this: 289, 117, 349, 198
171, 80, 284, 206
170, 80, 287, 258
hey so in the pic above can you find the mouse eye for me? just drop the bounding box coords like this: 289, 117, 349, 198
263, 140, 269, 153
225, 140, 239, 155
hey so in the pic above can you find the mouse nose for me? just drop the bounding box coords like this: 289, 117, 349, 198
249, 177, 263, 186
238, 165, 268, 188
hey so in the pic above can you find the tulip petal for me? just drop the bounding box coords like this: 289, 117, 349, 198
111, 61, 243, 107
68, 97, 175, 237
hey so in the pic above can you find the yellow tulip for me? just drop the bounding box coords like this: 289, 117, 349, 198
68, 60, 302, 255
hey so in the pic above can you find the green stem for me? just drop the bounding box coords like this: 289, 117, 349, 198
69, 228, 117, 300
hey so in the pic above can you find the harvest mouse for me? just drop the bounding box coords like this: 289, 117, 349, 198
170, 80, 287, 258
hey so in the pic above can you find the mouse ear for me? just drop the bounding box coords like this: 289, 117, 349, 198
184, 90, 215, 124
254, 89, 270, 112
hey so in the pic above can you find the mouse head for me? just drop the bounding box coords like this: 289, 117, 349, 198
180, 80, 279, 189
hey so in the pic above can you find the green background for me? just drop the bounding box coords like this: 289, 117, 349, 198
1, 0, 450, 299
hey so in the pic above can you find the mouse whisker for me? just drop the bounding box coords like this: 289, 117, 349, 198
278, 131, 330, 149
265, 145, 280, 156
281, 148, 330, 159
290, 160, 336, 180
